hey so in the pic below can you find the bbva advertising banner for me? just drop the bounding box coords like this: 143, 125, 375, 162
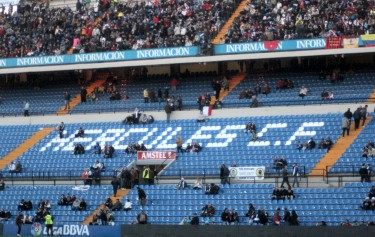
3, 223, 120, 237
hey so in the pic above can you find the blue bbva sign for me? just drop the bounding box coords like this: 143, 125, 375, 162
214, 38, 327, 55
0, 46, 199, 68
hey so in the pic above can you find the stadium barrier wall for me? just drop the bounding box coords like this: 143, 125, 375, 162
121, 225, 375, 237
3, 223, 120, 236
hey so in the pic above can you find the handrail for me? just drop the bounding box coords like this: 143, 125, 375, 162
0, 96, 373, 117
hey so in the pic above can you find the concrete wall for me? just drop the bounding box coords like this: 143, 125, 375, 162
121, 225, 375, 237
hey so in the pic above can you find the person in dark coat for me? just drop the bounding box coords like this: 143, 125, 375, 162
280, 166, 291, 189
81, 87, 87, 102
353, 107, 361, 130
111, 176, 120, 197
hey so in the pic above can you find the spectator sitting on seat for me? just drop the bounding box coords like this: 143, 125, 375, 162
15, 161, 23, 173
273, 157, 283, 170
124, 199, 132, 212
283, 208, 291, 224
341, 219, 352, 226
262, 83, 271, 95
86, 92, 98, 102
67, 194, 76, 206
272, 187, 283, 200
230, 209, 240, 224
104, 197, 113, 209
109, 91, 121, 101
277, 79, 286, 89
103, 145, 115, 158
72, 199, 81, 211
286, 188, 295, 200
245, 203, 256, 219
0, 178, 4, 190
8, 162, 16, 173
367, 186, 375, 199
74, 144, 85, 155
193, 177, 203, 190
327, 91, 334, 100
190, 213, 199, 225
321, 89, 329, 100
185, 143, 193, 153
93, 142, 102, 154
273, 208, 282, 226
58, 194, 68, 206
18, 199, 26, 211
205, 183, 220, 195
307, 138, 316, 150
75, 127, 85, 138
298, 86, 308, 98
192, 142, 202, 153
139, 144, 147, 151
177, 178, 187, 190
281, 157, 288, 167
202, 204, 216, 218
318, 138, 327, 149
289, 210, 299, 226
366, 140, 375, 149
296, 141, 303, 151
258, 210, 269, 226
361, 197, 372, 210
92, 161, 101, 171
286, 79, 294, 89
112, 199, 122, 211
137, 210, 148, 224
221, 208, 230, 225
250, 95, 259, 108
79, 199, 87, 211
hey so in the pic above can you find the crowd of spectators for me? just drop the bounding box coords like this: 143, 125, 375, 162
223, 0, 375, 44
361, 186, 375, 210
271, 187, 295, 200
0, 0, 238, 58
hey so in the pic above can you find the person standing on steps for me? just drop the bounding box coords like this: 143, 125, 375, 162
353, 107, 361, 130
361, 105, 368, 126
280, 166, 291, 189
23, 101, 29, 117
81, 86, 87, 102
111, 176, 120, 197
15, 212, 23, 236
58, 122, 65, 139
45, 212, 54, 236
64, 91, 71, 110
292, 163, 299, 188
341, 115, 350, 137
164, 102, 172, 123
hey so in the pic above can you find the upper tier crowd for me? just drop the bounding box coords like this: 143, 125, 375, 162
2, 0, 375, 58
221, 0, 375, 43
0, 0, 237, 58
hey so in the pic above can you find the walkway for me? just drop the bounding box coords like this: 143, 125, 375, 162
57, 79, 106, 115
82, 189, 129, 225
210, 72, 247, 104
0, 127, 54, 169
309, 116, 372, 176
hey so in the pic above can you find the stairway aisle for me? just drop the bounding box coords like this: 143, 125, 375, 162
309, 116, 372, 176
211, 0, 248, 45
0, 127, 54, 169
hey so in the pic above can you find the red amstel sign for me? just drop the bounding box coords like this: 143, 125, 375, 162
137, 151, 176, 160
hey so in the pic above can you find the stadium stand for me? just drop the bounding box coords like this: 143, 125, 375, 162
0, 113, 342, 177
331, 119, 375, 173
1, 0, 238, 58
224, 0, 374, 43
118, 182, 375, 226
0, 185, 113, 225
